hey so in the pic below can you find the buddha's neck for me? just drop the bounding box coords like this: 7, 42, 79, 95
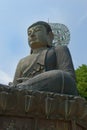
32, 47, 47, 54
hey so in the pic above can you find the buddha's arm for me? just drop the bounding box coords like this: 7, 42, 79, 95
13, 60, 23, 85
55, 46, 76, 80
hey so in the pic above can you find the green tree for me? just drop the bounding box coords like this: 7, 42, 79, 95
75, 64, 87, 99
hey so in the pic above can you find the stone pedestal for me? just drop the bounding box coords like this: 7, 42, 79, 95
0, 84, 87, 130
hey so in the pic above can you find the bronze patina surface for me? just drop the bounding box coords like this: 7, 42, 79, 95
12, 21, 78, 96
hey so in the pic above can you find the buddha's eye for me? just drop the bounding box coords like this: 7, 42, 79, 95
28, 31, 32, 35
35, 28, 41, 32
28, 27, 42, 36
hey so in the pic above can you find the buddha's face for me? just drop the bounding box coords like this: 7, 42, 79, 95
28, 25, 52, 49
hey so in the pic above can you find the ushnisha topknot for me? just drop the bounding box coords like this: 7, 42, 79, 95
27, 21, 52, 33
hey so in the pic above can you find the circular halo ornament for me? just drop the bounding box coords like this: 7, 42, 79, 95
49, 23, 70, 46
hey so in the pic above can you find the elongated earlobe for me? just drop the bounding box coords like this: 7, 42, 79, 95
47, 32, 54, 46
49, 31, 54, 41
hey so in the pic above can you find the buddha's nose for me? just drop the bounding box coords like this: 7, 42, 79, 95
30, 31, 35, 37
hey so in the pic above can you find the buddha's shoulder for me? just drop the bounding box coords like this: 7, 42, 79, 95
18, 54, 38, 64
54, 45, 69, 52
17, 55, 30, 65
19, 55, 29, 61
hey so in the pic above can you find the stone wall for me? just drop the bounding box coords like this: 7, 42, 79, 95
0, 84, 87, 130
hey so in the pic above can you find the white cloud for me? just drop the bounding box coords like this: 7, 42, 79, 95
0, 70, 12, 85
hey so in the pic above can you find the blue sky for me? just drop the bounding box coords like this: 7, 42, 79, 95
0, 0, 87, 84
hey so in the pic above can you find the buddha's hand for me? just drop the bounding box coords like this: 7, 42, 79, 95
17, 77, 29, 83
16, 78, 31, 90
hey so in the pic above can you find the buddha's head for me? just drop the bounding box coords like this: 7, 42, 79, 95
27, 21, 54, 50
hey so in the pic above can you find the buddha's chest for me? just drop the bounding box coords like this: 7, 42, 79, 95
21, 48, 57, 78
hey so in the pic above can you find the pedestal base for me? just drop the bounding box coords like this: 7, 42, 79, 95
0, 84, 87, 130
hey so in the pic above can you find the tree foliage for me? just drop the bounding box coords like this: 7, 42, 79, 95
75, 64, 87, 99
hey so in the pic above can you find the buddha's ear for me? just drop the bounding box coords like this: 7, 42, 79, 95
47, 31, 54, 46
30, 49, 33, 54
48, 31, 54, 41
